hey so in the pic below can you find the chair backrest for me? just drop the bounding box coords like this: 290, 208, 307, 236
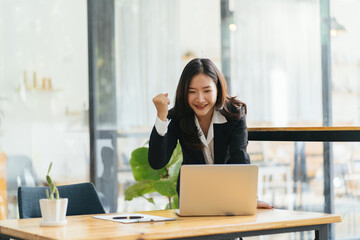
18, 182, 106, 219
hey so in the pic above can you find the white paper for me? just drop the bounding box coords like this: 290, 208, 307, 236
93, 213, 176, 224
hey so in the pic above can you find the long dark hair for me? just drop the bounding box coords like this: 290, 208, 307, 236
169, 58, 247, 150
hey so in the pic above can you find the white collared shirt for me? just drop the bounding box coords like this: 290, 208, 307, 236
194, 110, 227, 164
154, 110, 227, 164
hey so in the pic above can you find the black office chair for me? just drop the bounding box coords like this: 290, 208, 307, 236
18, 182, 106, 219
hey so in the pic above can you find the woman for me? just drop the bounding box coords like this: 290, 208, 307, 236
149, 58, 272, 209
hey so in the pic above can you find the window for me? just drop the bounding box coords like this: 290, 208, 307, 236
0, 0, 89, 218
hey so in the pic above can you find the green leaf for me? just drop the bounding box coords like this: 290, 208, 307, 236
55, 188, 60, 199
142, 196, 155, 205
167, 142, 183, 168
49, 182, 55, 193
124, 180, 156, 201
46, 175, 53, 186
130, 147, 167, 181
172, 195, 179, 209
168, 157, 182, 180
47, 162, 53, 175
154, 178, 178, 197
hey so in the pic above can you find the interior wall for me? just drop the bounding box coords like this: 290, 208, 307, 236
0, 0, 89, 180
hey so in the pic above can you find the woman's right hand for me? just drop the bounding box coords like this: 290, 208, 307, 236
153, 93, 170, 121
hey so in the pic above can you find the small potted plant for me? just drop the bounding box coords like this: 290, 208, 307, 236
39, 162, 68, 226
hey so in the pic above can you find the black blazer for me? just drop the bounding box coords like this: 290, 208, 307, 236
148, 114, 250, 194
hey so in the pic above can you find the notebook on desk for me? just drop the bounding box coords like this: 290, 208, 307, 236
177, 164, 258, 216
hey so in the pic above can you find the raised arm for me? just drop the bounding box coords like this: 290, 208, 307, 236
148, 93, 178, 169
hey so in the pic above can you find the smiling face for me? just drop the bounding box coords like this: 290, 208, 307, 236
187, 73, 218, 121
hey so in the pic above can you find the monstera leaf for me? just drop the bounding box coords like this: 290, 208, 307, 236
124, 179, 156, 205
125, 142, 182, 209
130, 147, 167, 181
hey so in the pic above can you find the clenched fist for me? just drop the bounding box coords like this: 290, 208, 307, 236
153, 93, 170, 121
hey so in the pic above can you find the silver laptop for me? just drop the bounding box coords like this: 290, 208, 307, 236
178, 164, 258, 216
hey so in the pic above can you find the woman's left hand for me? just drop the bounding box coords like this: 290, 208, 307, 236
257, 200, 274, 209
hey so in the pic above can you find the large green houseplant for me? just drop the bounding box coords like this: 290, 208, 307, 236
125, 142, 182, 209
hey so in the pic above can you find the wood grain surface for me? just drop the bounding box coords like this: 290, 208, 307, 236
248, 126, 360, 131
0, 209, 341, 240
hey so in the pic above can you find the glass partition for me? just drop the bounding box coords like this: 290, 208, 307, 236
110, 0, 360, 239
0, 0, 89, 218
331, 0, 360, 126
231, 0, 322, 127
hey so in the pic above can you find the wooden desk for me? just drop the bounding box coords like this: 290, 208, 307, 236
0, 209, 341, 240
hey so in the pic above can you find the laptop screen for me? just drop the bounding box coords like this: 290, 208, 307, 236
179, 164, 258, 216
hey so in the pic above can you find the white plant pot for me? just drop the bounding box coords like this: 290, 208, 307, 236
39, 198, 68, 226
